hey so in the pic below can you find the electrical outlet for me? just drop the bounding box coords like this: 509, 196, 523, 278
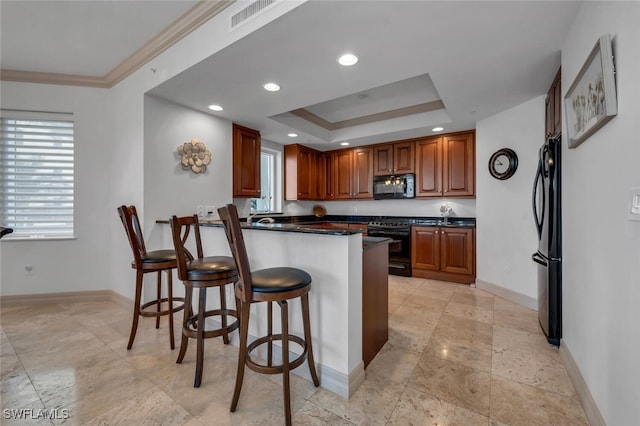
196, 205, 205, 218
205, 205, 216, 219
24, 265, 34, 275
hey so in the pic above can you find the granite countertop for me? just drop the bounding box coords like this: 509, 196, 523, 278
157, 214, 475, 237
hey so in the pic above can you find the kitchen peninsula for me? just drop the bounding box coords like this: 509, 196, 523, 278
156, 220, 389, 398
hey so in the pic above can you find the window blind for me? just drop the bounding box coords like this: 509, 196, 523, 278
1, 110, 75, 239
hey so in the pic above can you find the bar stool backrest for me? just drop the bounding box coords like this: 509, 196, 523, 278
169, 214, 203, 281
117, 205, 149, 269
218, 204, 253, 304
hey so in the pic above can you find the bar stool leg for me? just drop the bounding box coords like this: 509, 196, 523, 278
280, 300, 292, 426
176, 284, 192, 364
267, 301, 273, 366
301, 293, 320, 386
194, 287, 207, 387
230, 300, 250, 412
167, 270, 175, 350
127, 270, 144, 350
156, 271, 162, 329
220, 285, 229, 344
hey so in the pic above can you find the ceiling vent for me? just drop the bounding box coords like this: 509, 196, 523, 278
230, 0, 279, 30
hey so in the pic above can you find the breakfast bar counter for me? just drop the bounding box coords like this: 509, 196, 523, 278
154, 219, 388, 398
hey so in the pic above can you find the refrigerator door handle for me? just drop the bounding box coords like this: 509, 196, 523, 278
532, 159, 545, 240
532, 252, 548, 266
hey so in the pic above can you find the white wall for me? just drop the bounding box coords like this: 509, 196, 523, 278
0, 83, 112, 296
475, 96, 545, 304
143, 95, 233, 230
561, 3, 640, 424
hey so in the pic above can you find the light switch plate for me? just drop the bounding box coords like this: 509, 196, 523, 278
628, 187, 640, 222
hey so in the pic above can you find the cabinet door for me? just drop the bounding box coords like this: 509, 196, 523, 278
443, 132, 474, 196
334, 149, 353, 199
411, 227, 440, 271
352, 147, 373, 199
415, 137, 442, 197
373, 145, 393, 176
318, 152, 335, 200
232, 123, 261, 198
393, 141, 415, 174
297, 147, 317, 200
440, 228, 474, 275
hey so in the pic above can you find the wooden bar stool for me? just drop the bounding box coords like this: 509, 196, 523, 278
117, 205, 185, 350
169, 214, 240, 387
218, 204, 320, 425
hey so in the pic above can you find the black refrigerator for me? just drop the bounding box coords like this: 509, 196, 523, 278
532, 136, 562, 346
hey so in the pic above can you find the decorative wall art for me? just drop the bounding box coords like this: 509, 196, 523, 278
177, 138, 211, 174
565, 34, 618, 149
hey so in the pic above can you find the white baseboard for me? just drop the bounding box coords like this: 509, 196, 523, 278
475, 279, 537, 310
559, 340, 606, 426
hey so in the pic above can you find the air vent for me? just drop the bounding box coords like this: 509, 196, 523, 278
231, 0, 279, 29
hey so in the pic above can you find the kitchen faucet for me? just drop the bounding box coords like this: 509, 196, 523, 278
440, 203, 453, 225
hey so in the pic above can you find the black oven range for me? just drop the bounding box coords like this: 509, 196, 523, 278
367, 221, 412, 277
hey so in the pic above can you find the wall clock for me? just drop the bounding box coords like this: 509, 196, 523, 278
488, 148, 518, 180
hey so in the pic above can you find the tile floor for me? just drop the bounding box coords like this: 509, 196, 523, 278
1, 276, 589, 425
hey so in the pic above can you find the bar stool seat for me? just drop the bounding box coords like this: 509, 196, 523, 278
218, 204, 320, 426
117, 205, 186, 351
170, 214, 240, 388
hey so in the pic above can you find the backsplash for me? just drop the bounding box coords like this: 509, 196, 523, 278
284, 198, 476, 218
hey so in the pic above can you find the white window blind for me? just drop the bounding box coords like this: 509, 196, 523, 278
1, 110, 75, 239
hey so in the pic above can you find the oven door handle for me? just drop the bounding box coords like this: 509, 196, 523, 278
368, 229, 410, 236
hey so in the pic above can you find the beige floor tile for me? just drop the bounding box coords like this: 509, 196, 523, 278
490, 376, 588, 425
444, 301, 494, 324
389, 385, 489, 425
293, 400, 356, 425
310, 377, 404, 425
451, 289, 495, 310
0, 276, 589, 425
364, 341, 422, 385
423, 326, 493, 373
408, 352, 491, 417
81, 387, 191, 425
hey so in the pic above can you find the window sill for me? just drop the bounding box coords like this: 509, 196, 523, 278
1, 236, 77, 242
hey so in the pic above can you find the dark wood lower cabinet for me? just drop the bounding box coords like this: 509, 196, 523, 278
362, 240, 389, 368
411, 226, 475, 284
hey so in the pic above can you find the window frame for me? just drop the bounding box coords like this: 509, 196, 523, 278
250, 147, 282, 214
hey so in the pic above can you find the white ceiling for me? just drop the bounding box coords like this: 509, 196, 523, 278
1, 1, 582, 149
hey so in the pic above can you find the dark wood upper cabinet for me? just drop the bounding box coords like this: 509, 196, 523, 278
545, 68, 562, 138
373, 141, 415, 176
284, 144, 318, 200
334, 147, 373, 199
415, 131, 475, 198
318, 152, 335, 200
443, 132, 475, 196
232, 123, 261, 198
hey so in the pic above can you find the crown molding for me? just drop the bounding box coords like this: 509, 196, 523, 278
0, 0, 235, 88
291, 100, 446, 131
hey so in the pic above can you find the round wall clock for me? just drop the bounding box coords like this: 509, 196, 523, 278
488, 148, 518, 180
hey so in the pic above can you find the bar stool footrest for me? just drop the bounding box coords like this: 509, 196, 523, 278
245, 333, 308, 375
140, 297, 186, 318
183, 309, 239, 339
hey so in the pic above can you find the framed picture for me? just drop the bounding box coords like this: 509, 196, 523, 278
565, 34, 617, 149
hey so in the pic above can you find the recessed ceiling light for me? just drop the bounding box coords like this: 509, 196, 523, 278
287, 133, 298, 137
432, 126, 444, 132
263, 82, 280, 92
338, 53, 358, 66
208, 104, 223, 111
340, 142, 350, 146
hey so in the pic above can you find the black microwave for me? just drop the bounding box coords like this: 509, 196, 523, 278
373, 173, 415, 199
